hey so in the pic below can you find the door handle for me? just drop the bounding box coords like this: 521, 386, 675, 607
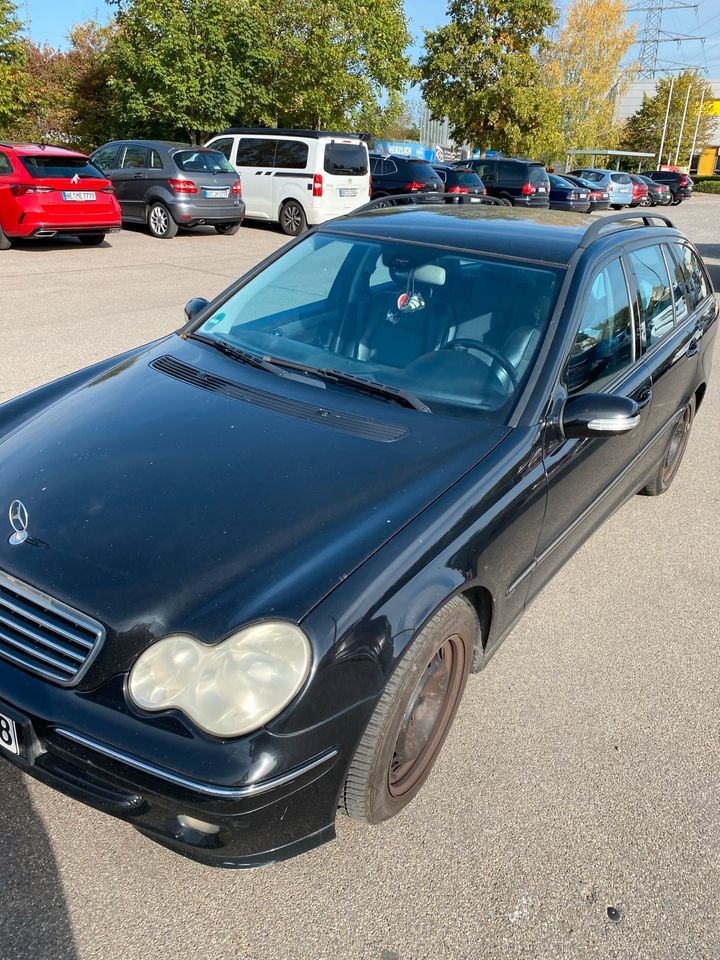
687, 336, 700, 357
133, 173, 145, 179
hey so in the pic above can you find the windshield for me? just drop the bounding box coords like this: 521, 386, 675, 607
194, 233, 562, 420
324, 142, 368, 176
174, 150, 235, 173
19, 155, 105, 179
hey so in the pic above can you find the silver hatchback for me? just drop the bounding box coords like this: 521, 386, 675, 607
568, 168, 634, 209
91, 139, 246, 239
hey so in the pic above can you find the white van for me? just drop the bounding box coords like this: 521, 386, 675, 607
205, 128, 371, 235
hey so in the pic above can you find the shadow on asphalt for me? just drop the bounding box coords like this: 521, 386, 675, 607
0, 765, 77, 959
694, 243, 720, 289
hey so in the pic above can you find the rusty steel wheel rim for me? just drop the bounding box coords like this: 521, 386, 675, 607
388, 634, 467, 798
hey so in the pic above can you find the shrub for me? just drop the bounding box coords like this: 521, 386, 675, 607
695, 181, 720, 194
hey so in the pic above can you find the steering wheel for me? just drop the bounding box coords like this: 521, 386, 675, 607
440, 338, 519, 389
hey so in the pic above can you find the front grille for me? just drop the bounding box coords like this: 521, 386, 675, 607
0, 570, 104, 686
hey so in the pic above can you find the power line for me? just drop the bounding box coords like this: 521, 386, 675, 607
629, 0, 705, 77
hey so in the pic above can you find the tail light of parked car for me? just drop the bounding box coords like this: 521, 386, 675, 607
405, 181, 431, 192
313, 174, 323, 197
10, 184, 54, 196
447, 186, 469, 194
101, 186, 115, 194
590, 190, 603, 200
168, 178, 198, 195
231, 181, 242, 195
679, 175, 689, 187
521, 183, 537, 196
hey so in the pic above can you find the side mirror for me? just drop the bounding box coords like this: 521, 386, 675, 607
184, 297, 209, 322
562, 393, 641, 439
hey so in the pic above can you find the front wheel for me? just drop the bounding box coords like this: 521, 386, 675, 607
641, 398, 695, 496
147, 202, 178, 239
342, 595, 475, 824
78, 233, 106, 246
215, 222, 242, 235
279, 200, 307, 236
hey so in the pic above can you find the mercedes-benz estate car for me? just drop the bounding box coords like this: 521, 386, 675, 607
0, 203, 715, 867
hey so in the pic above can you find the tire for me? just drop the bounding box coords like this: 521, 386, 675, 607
147, 202, 178, 239
78, 233, 105, 246
641, 398, 695, 496
214, 222, 242, 235
671, 195, 683, 206
342, 595, 476, 825
610, 204, 624, 210
279, 200, 307, 236
0, 225, 11, 251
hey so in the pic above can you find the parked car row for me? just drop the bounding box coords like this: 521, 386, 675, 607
0, 129, 697, 251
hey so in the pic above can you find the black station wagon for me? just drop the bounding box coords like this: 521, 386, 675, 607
0, 203, 715, 868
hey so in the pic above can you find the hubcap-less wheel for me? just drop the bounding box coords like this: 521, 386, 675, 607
150, 205, 168, 234
389, 635, 465, 797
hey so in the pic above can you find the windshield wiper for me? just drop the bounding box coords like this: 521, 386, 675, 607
258, 355, 431, 412
188, 333, 287, 375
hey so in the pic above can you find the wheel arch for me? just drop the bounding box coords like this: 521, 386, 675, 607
695, 381, 707, 413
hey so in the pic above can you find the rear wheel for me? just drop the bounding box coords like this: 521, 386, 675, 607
78, 233, 105, 246
0, 225, 11, 251
610, 203, 624, 210
147, 202, 178, 239
342, 596, 476, 824
641, 399, 694, 496
214, 222, 242, 235
279, 200, 307, 236
671, 196, 683, 206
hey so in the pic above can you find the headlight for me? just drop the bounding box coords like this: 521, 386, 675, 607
127, 622, 311, 737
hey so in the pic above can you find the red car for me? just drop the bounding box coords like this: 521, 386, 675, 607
0, 143, 121, 250
629, 174, 650, 207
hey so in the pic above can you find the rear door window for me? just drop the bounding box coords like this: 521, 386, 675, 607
473, 161, 495, 181
628, 245, 675, 348
569, 259, 634, 392
324, 142, 368, 176
119, 145, 148, 169
0, 152, 12, 175
275, 140, 309, 170
236, 138, 277, 167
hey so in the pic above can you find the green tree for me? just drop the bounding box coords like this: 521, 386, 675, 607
419, 0, 559, 156
621, 70, 715, 167
0, 0, 28, 134
258, 0, 414, 130
540, 0, 635, 160
106, 0, 271, 143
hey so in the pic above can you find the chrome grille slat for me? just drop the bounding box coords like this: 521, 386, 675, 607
0, 588, 95, 648
0, 570, 105, 686
0, 611, 86, 662
0, 625, 77, 673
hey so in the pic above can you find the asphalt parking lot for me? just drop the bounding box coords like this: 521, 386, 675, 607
1, 201, 720, 960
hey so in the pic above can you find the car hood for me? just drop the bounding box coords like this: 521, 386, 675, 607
0, 337, 508, 677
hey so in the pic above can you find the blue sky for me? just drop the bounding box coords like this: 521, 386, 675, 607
18, 0, 720, 74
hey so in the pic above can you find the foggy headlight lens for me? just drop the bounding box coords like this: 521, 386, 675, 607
127, 622, 311, 737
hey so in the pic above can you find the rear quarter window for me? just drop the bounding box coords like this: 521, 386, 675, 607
0, 151, 12, 175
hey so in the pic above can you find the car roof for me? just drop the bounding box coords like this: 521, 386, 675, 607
1, 143, 88, 158
96, 140, 199, 151
321, 205, 684, 267
222, 127, 363, 140
432, 163, 470, 171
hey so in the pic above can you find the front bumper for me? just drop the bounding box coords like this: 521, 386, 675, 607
0, 696, 343, 867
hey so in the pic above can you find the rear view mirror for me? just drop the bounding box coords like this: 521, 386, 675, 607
563, 393, 640, 439
184, 297, 209, 322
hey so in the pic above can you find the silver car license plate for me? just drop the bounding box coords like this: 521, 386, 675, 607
63, 191, 96, 201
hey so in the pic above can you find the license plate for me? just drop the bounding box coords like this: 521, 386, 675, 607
0, 710, 19, 756
63, 191, 96, 202
340, 189, 358, 198
203, 189, 228, 199
579, 193, 587, 199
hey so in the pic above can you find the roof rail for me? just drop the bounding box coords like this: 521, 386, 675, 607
221, 127, 362, 140
579, 210, 676, 249
349, 194, 507, 215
